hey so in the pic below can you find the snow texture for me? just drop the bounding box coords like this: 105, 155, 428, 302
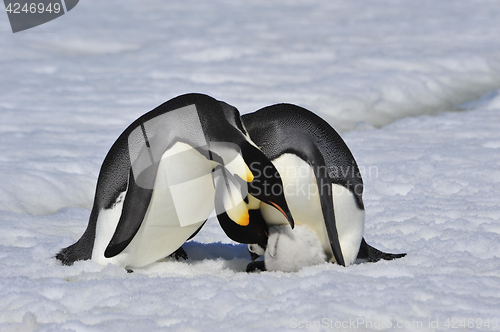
1, 0, 500, 331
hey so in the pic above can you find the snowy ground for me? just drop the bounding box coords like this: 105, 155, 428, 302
1, 1, 500, 331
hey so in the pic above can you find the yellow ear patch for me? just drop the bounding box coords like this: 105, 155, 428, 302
236, 210, 250, 226
245, 164, 254, 183
226, 201, 250, 226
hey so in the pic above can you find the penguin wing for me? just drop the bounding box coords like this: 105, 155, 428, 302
104, 167, 154, 257
311, 159, 346, 266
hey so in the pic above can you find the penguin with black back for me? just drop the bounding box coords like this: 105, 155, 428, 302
56, 94, 294, 269
239, 103, 406, 272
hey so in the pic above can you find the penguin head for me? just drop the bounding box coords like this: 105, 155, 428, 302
211, 137, 296, 247
213, 164, 270, 246
248, 243, 266, 261
209, 135, 295, 261
199, 96, 294, 228
239, 140, 294, 228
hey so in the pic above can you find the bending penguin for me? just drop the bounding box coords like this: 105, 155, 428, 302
236, 103, 405, 272
56, 94, 294, 269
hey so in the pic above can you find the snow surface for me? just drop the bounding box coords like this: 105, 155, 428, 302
1, 0, 500, 331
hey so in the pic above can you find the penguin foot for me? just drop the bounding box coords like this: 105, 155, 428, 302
126, 269, 134, 274
168, 247, 188, 261
55, 241, 91, 266
246, 261, 266, 272
55, 248, 75, 266
356, 238, 406, 263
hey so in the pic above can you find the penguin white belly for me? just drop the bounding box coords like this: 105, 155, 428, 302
93, 142, 215, 268
331, 184, 364, 266
259, 153, 364, 266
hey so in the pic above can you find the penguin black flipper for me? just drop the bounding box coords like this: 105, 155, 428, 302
356, 238, 406, 263
104, 167, 154, 258
312, 162, 346, 266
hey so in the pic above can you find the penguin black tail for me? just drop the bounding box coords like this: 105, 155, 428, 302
356, 238, 406, 263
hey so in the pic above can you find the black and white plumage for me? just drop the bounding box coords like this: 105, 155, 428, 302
56, 94, 294, 269
241, 103, 406, 271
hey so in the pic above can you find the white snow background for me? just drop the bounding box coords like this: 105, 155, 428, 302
1, 0, 500, 331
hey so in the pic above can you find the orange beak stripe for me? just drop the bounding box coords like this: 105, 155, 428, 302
269, 201, 289, 220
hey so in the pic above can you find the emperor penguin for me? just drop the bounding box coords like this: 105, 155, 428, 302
238, 103, 405, 271
56, 94, 293, 269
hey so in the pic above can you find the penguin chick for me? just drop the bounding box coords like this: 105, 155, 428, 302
253, 225, 326, 272
248, 243, 265, 260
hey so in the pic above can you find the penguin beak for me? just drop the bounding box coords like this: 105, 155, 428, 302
258, 198, 294, 228
269, 201, 291, 222
241, 143, 295, 228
